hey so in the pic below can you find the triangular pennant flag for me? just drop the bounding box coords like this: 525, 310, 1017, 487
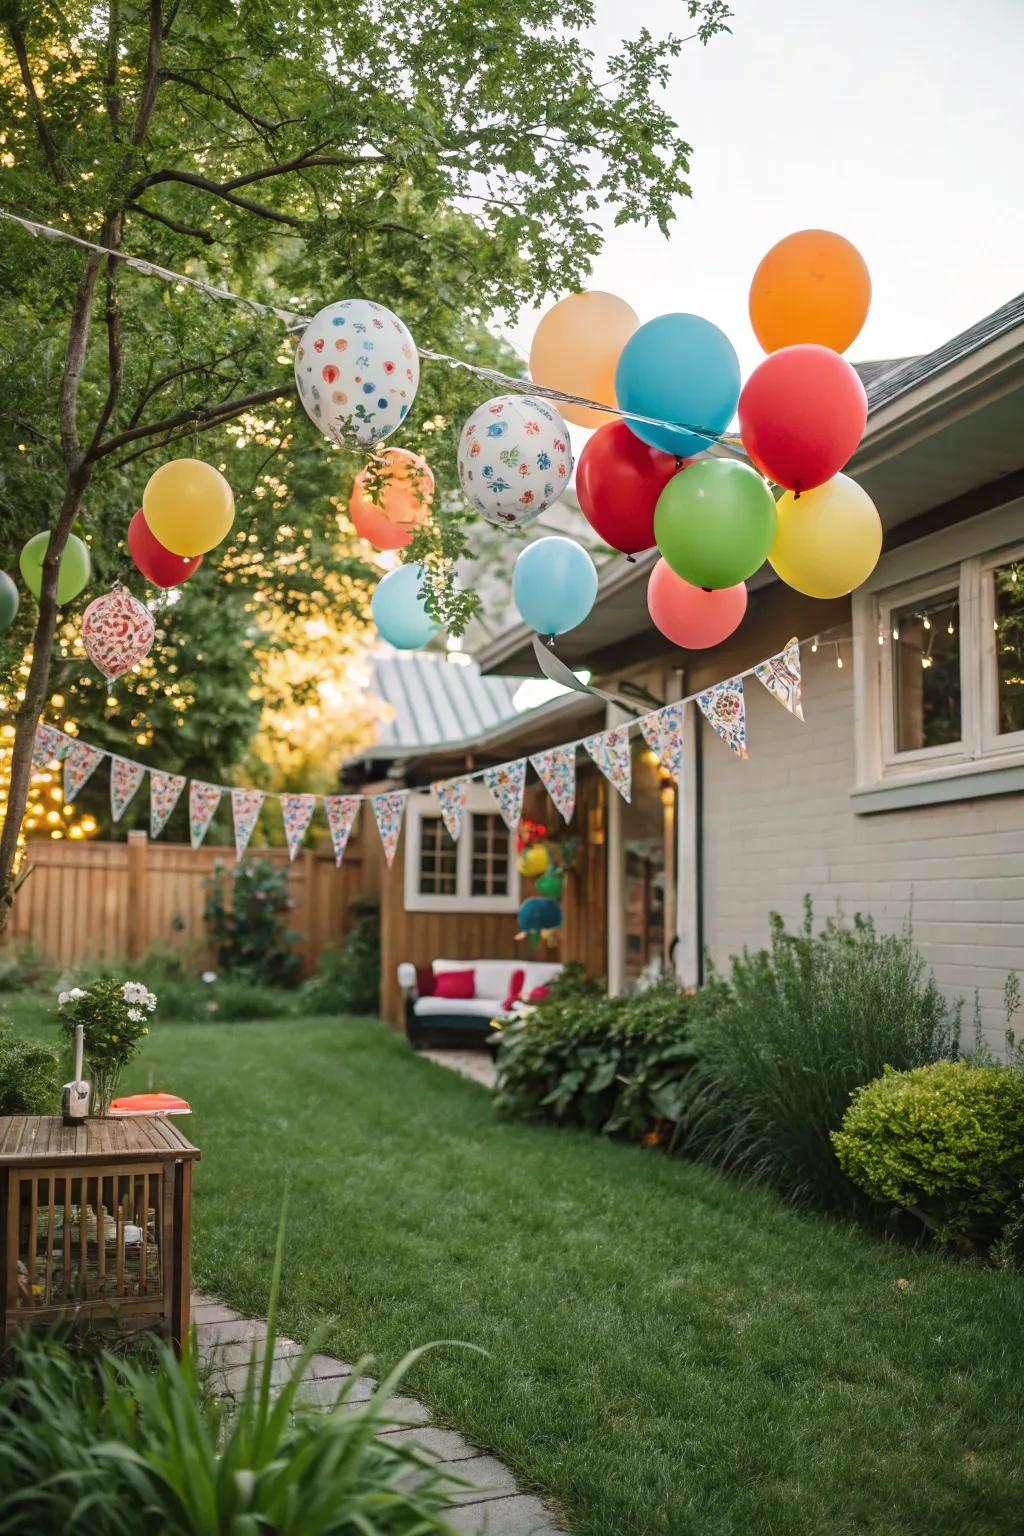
754, 636, 804, 722
434, 777, 469, 841
189, 780, 223, 849
231, 787, 265, 860
110, 756, 145, 823
32, 722, 69, 768
484, 759, 527, 833
529, 745, 576, 823
639, 702, 685, 782
63, 740, 104, 803
280, 793, 317, 861
583, 724, 632, 803
323, 795, 361, 867
150, 770, 186, 839
697, 678, 749, 759
372, 789, 407, 868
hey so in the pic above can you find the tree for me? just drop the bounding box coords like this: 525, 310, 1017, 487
0, 0, 732, 927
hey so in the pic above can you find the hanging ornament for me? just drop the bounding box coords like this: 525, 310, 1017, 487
142, 459, 234, 558
458, 395, 572, 527
82, 585, 156, 682
294, 299, 419, 448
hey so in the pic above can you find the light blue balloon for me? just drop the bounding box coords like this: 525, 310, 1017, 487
614, 312, 741, 457
371, 563, 440, 650
513, 536, 598, 637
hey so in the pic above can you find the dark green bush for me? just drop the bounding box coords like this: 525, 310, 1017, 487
495, 967, 695, 1138
205, 979, 297, 1022
0, 943, 51, 994
301, 898, 381, 1016
0, 1022, 60, 1113
203, 858, 300, 988
682, 899, 960, 1209
832, 1059, 1024, 1249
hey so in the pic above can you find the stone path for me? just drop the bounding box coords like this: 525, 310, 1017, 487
420, 1047, 498, 1090
193, 1293, 563, 1534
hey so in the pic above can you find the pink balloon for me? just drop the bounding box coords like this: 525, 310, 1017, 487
647, 560, 747, 649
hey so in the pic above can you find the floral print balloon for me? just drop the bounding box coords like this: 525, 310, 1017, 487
458, 394, 573, 527
294, 299, 419, 448
82, 586, 155, 681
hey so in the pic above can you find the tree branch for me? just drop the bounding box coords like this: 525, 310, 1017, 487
159, 67, 282, 134
94, 384, 294, 460
7, 21, 66, 182
125, 169, 306, 227
126, 349, 250, 429
131, 0, 163, 145
127, 199, 215, 243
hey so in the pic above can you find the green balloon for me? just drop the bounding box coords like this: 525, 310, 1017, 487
19, 532, 92, 605
536, 869, 564, 900
654, 459, 777, 590
0, 571, 19, 634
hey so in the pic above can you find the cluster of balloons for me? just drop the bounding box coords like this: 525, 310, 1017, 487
133, 458, 235, 583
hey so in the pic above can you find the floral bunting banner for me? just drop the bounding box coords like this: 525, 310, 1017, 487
529, 745, 576, 824
697, 679, 749, 760
434, 777, 469, 841
63, 740, 104, 804
323, 795, 360, 867
639, 702, 685, 782
150, 770, 186, 839
32, 722, 69, 769
484, 759, 527, 833
583, 724, 632, 803
231, 787, 265, 861
110, 757, 145, 823
189, 780, 223, 849
280, 793, 317, 860
372, 789, 407, 868
754, 636, 804, 721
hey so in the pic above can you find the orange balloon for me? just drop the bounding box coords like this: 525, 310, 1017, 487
749, 231, 871, 355
529, 291, 639, 429
348, 448, 433, 551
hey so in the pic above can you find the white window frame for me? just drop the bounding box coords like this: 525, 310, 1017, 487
876, 563, 970, 772
403, 785, 520, 914
980, 540, 1024, 757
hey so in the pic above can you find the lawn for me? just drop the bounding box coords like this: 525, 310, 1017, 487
8, 1006, 1024, 1535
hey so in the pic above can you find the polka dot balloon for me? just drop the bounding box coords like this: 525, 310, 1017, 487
294, 299, 419, 448
457, 394, 573, 528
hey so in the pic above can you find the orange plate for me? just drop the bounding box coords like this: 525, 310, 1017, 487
109, 1092, 191, 1116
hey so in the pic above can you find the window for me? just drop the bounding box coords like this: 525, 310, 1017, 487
470, 814, 510, 897
418, 816, 458, 895
992, 558, 1024, 737
404, 789, 520, 913
889, 588, 961, 753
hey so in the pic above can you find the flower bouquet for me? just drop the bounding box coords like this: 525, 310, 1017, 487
58, 980, 157, 1116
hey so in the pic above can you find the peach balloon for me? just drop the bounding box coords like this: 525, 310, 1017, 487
529, 291, 639, 429
647, 559, 747, 650
348, 448, 434, 551
749, 230, 871, 355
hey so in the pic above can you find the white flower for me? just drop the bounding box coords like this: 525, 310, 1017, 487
202, 971, 217, 984
145, 990, 158, 1011
58, 991, 70, 1007
69, 987, 87, 1001
127, 1008, 143, 1022
122, 981, 147, 1004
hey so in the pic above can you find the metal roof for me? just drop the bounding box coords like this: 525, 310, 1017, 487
369, 652, 522, 752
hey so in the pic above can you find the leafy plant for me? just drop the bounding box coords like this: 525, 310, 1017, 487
0, 1021, 60, 1114
204, 859, 300, 989
832, 1060, 1024, 1250
682, 899, 960, 1208
204, 979, 297, 1023
301, 898, 381, 1016
0, 943, 52, 994
57, 979, 157, 1114
495, 969, 695, 1138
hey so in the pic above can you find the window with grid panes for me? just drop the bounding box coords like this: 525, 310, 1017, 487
469, 813, 510, 896
417, 816, 457, 895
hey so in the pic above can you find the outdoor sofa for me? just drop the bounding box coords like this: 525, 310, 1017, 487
397, 957, 562, 1050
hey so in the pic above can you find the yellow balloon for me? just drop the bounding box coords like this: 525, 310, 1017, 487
142, 459, 235, 557
769, 474, 882, 599
517, 843, 550, 878
529, 291, 639, 429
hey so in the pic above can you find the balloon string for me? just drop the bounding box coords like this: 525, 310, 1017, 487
0, 206, 747, 454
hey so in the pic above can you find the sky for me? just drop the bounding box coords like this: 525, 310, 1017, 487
506, 0, 1024, 381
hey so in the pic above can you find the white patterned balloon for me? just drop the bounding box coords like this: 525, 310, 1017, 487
457, 395, 573, 527
293, 299, 419, 448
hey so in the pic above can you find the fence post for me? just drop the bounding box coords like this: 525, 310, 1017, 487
126, 831, 150, 961
302, 847, 317, 977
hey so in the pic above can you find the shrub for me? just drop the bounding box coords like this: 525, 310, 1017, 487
832, 1060, 1024, 1249
301, 898, 381, 1015
0, 1022, 60, 1114
204, 858, 300, 988
495, 968, 696, 1138
204, 979, 297, 1022
0, 943, 52, 994
682, 899, 960, 1208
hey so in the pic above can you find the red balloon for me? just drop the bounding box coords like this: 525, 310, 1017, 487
127, 509, 202, 588
738, 344, 867, 493
647, 559, 747, 649
576, 420, 685, 556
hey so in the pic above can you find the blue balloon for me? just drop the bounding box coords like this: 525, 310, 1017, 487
371, 563, 440, 650
614, 313, 741, 458
518, 897, 563, 933
512, 536, 598, 637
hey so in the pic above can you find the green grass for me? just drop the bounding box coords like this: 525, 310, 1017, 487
7, 1007, 1024, 1534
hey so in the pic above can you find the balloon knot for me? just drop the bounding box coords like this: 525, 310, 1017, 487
701, 587, 712, 594
625, 554, 636, 564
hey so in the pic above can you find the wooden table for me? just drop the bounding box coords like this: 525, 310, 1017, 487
0, 1115, 199, 1352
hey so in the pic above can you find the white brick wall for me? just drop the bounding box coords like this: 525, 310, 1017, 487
700, 644, 1024, 1047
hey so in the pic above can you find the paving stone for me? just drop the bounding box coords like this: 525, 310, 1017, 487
380, 1426, 484, 1461
292, 1373, 376, 1409
421, 1048, 497, 1090
208, 1355, 307, 1396
195, 1317, 270, 1347
191, 1297, 242, 1324
437, 1455, 520, 1504
444, 1492, 562, 1534
198, 1335, 304, 1369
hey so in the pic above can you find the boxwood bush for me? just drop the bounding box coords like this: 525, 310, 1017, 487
0, 1022, 60, 1114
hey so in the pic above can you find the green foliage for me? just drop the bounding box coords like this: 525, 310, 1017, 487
301, 898, 381, 1016
0, 943, 52, 994
682, 899, 960, 1209
203, 859, 299, 988
495, 968, 696, 1137
57, 977, 157, 1113
832, 1060, 1024, 1249
0, 1020, 60, 1113
205, 979, 297, 1023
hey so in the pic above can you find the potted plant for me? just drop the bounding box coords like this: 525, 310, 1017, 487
57, 980, 157, 1116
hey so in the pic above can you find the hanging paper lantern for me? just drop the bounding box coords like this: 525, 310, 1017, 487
654, 459, 777, 590
127, 510, 202, 587
615, 313, 741, 458
294, 299, 419, 449
348, 448, 434, 551
738, 345, 867, 493
576, 421, 684, 557
371, 562, 440, 649
19, 532, 91, 605
749, 230, 871, 355
458, 395, 572, 527
535, 868, 564, 899
142, 459, 234, 557
518, 896, 563, 934
769, 474, 882, 598
513, 536, 597, 636
517, 843, 550, 878
0, 571, 19, 633
647, 560, 747, 649
529, 291, 639, 428
82, 586, 156, 681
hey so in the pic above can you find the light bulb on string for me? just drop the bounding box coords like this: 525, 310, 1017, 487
892, 626, 899, 641
810, 636, 819, 654
922, 615, 931, 630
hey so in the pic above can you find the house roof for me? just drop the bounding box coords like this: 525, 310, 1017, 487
368, 652, 521, 753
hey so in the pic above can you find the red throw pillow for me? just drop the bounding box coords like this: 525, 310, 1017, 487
415, 965, 435, 997
433, 969, 475, 1000
526, 985, 549, 1004
502, 968, 526, 1011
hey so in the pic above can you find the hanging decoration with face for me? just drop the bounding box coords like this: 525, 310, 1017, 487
294, 299, 419, 449
458, 394, 572, 529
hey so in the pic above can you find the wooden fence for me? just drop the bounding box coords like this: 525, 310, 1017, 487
6, 819, 379, 976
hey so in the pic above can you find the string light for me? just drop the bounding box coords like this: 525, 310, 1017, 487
811, 637, 819, 653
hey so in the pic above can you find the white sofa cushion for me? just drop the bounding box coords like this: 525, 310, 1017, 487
520, 961, 562, 991
414, 996, 505, 1019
